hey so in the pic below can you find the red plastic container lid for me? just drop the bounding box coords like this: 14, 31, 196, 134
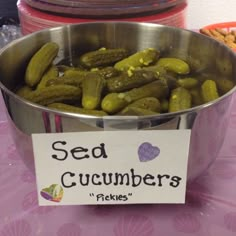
22, 0, 186, 17
18, 0, 187, 24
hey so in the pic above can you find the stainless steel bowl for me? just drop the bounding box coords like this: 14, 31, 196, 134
0, 22, 236, 182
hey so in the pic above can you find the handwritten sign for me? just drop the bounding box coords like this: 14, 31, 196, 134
32, 130, 191, 205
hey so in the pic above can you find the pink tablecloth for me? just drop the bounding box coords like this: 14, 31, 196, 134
0, 94, 236, 236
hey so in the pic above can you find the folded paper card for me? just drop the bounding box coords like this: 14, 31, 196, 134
32, 130, 191, 205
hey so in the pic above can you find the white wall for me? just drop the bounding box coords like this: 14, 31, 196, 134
186, 0, 236, 29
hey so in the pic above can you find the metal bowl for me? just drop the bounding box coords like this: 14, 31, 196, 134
0, 22, 236, 182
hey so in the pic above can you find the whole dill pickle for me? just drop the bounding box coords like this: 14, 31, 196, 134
119, 107, 159, 116
143, 65, 178, 89
124, 80, 168, 102
201, 80, 219, 103
169, 87, 192, 112
79, 48, 128, 68
160, 99, 169, 113
216, 79, 235, 95
155, 58, 190, 75
63, 69, 90, 79
189, 88, 204, 106
102, 80, 168, 114
82, 73, 106, 110
114, 48, 160, 71
25, 85, 82, 106
62, 67, 120, 81
107, 69, 159, 92
101, 93, 129, 114
25, 42, 59, 87
48, 103, 107, 117
36, 65, 59, 90
177, 78, 199, 89
120, 97, 161, 114
90, 66, 120, 79
160, 74, 178, 90
46, 75, 85, 87
16, 85, 33, 98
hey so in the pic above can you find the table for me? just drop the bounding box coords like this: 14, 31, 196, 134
0, 94, 236, 236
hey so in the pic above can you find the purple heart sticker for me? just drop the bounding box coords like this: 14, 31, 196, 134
138, 142, 160, 162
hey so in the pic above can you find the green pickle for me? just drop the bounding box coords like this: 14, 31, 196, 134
36, 65, 59, 90
107, 69, 159, 92
63, 69, 90, 80
25, 42, 59, 87
16, 85, 33, 98
189, 88, 204, 106
48, 103, 107, 116
169, 87, 192, 112
201, 80, 219, 103
90, 66, 120, 79
177, 78, 199, 89
79, 48, 128, 68
155, 58, 190, 75
102, 80, 168, 114
119, 107, 159, 116
114, 48, 159, 71
216, 79, 235, 95
26, 84, 82, 106
46, 76, 85, 87
120, 97, 161, 114
82, 73, 106, 110
160, 99, 169, 113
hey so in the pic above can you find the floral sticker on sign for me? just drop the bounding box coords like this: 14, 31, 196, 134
40, 184, 64, 202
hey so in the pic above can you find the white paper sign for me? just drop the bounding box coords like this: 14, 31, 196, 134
32, 130, 191, 206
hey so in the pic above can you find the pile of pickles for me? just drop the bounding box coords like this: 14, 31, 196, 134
16, 42, 235, 116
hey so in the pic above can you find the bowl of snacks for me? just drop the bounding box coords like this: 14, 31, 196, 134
200, 22, 236, 51
0, 22, 235, 182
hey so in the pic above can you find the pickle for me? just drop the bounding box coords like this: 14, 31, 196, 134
124, 80, 168, 101
160, 99, 169, 113
177, 78, 199, 89
16, 85, 33, 98
25, 42, 59, 87
63, 69, 90, 79
169, 87, 192, 112
155, 58, 190, 75
201, 80, 219, 103
119, 107, 159, 116
90, 66, 120, 79
102, 80, 168, 114
144, 65, 178, 90
189, 88, 204, 106
48, 103, 107, 117
46, 69, 94, 86
107, 69, 159, 92
36, 65, 59, 90
114, 48, 160, 71
160, 74, 178, 90
62, 66, 120, 82
82, 73, 106, 110
25, 85, 82, 106
46, 75, 85, 87
216, 79, 235, 95
101, 93, 129, 114
120, 97, 161, 114
79, 48, 128, 68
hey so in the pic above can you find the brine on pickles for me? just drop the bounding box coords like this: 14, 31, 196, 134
15, 41, 236, 116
